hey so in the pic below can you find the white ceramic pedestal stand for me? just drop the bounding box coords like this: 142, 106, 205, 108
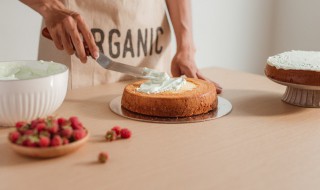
269, 77, 320, 107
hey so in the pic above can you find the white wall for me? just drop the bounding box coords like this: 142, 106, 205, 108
271, 0, 320, 55
1, 0, 320, 75
0, 0, 42, 61
192, 0, 274, 74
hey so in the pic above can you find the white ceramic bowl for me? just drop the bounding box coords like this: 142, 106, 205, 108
0, 60, 68, 127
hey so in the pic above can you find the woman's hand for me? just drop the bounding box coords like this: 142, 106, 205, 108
171, 49, 222, 94
20, 0, 99, 63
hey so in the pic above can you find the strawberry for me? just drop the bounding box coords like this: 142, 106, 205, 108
98, 152, 109, 163
60, 125, 73, 138
62, 138, 69, 145
50, 135, 62, 146
120, 128, 132, 139
105, 130, 117, 141
8, 131, 20, 143
73, 129, 87, 140
35, 122, 46, 132
69, 116, 83, 130
15, 121, 28, 129
45, 117, 59, 134
30, 118, 45, 129
39, 136, 50, 147
30, 120, 38, 129
16, 122, 30, 134
57, 117, 67, 126
111, 126, 121, 136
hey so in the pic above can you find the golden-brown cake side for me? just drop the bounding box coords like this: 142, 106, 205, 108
121, 78, 217, 117
265, 64, 320, 86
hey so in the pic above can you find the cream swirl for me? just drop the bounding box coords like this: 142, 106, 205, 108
137, 68, 186, 94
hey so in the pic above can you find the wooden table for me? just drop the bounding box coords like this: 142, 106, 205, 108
1, 67, 320, 190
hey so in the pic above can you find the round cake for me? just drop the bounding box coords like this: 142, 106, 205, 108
121, 78, 217, 117
265, 50, 320, 86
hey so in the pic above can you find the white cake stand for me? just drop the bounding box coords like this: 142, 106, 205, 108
268, 77, 320, 107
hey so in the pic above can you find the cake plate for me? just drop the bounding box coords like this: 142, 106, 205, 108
267, 77, 320, 107
109, 96, 232, 123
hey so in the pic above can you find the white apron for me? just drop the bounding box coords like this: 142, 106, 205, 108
38, 0, 172, 89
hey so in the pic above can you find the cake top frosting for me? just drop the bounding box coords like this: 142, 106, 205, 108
267, 50, 320, 71
136, 68, 188, 94
0, 60, 66, 80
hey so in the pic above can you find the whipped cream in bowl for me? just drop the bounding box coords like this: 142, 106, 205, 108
0, 60, 66, 80
137, 68, 195, 94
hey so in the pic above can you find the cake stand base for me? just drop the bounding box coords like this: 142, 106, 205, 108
282, 86, 320, 107
268, 77, 320, 108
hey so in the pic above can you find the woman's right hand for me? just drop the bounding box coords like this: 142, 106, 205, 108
20, 0, 99, 63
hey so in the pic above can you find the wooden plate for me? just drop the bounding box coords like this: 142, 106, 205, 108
9, 132, 89, 158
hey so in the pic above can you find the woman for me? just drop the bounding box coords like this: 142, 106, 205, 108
20, 0, 222, 92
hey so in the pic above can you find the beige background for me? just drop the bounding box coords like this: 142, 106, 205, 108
1, 0, 320, 75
